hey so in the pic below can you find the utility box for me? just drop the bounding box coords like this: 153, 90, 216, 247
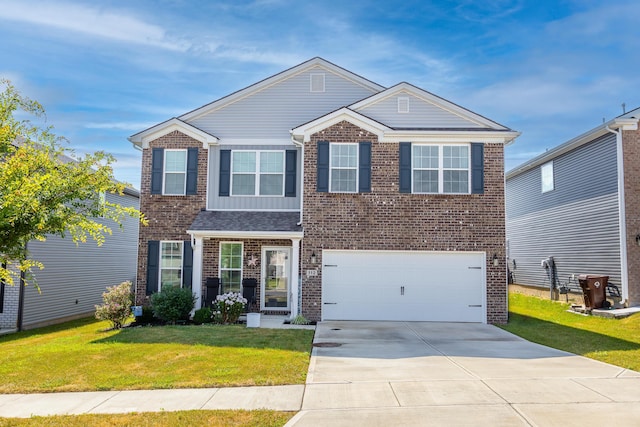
578, 275, 608, 309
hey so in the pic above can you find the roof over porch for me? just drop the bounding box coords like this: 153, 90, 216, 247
187, 210, 303, 239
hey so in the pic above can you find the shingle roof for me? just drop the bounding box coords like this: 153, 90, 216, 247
189, 210, 302, 233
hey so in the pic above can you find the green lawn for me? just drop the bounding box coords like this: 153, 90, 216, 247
0, 318, 314, 393
0, 410, 293, 427
500, 293, 640, 371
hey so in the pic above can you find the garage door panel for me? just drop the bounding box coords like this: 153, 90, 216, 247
322, 250, 485, 323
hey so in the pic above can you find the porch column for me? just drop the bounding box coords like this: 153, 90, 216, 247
192, 236, 204, 310
290, 238, 301, 319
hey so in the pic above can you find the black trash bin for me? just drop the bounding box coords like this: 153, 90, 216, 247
578, 274, 608, 309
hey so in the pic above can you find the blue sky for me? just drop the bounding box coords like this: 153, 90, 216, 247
1, 0, 638, 189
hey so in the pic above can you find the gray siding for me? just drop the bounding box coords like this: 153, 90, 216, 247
22, 192, 140, 328
187, 65, 378, 139
208, 145, 301, 211
507, 133, 617, 220
507, 193, 621, 288
357, 92, 484, 128
506, 132, 622, 290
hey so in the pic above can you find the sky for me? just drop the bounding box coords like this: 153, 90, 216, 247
1, 0, 639, 189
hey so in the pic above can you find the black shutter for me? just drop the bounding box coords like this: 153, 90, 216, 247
186, 148, 198, 195
359, 141, 371, 193
182, 242, 193, 289
219, 150, 231, 197
317, 141, 330, 192
471, 143, 484, 194
399, 142, 412, 193
146, 241, 160, 295
285, 150, 297, 197
151, 148, 164, 195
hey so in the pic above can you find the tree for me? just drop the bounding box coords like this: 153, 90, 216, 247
0, 79, 146, 286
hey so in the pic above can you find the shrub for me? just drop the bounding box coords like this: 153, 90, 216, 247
290, 314, 310, 325
150, 286, 196, 324
193, 307, 213, 325
94, 281, 133, 329
214, 292, 247, 324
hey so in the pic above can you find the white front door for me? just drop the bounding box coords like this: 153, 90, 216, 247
262, 247, 291, 310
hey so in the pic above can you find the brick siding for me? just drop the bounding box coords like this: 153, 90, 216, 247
622, 127, 640, 306
300, 121, 508, 323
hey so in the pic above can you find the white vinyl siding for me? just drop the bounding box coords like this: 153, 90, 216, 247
160, 241, 183, 291
413, 144, 470, 194
163, 150, 187, 195
231, 151, 284, 196
541, 161, 554, 193
330, 144, 358, 193
220, 242, 243, 293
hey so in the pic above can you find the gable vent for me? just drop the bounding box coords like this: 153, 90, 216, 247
310, 73, 325, 93
398, 97, 409, 113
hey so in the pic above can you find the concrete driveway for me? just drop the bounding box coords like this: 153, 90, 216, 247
287, 321, 640, 427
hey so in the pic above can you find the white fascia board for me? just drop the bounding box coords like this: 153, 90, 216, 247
217, 138, 297, 147
350, 82, 509, 130
381, 130, 521, 144
291, 108, 390, 142
128, 118, 219, 149
506, 116, 640, 179
187, 230, 304, 240
180, 58, 385, 123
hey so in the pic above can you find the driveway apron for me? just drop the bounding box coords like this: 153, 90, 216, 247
288, 321, 640, 427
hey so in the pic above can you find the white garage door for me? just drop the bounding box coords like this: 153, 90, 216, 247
322, 250, 486, 323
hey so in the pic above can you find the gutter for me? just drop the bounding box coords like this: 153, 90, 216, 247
606, 124, 629, 306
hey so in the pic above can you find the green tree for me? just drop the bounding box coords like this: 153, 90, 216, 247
0, 79, 146, 286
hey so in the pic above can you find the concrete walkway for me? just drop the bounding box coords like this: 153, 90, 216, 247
1, 321, 639, 426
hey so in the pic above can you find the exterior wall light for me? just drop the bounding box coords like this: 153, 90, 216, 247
311, 252, 317, 264
493, 253, 499, 266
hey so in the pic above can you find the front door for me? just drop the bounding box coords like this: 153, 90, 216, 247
262, 247, 291, 310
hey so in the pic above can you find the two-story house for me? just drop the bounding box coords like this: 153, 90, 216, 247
129, 58, 519, 324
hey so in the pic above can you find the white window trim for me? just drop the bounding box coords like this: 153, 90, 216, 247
159, 241, 183, 292
329, 143, 359, 193
261, 246, 292, 311
163, 149, 187, 195
219, 241, 243, 293
412, 144, 471, 194
541, 161, 554, 193
398, 97, 410, 113
230, 150, 285, 197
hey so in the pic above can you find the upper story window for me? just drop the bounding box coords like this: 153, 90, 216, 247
164, 149, 187, 195
541, 161, 554, 193
231, 151, 284, 196
330, 143, 358, 193
160, 241, 183, 291
412, 144, 470, 194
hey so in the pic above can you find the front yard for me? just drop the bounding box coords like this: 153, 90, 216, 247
0, 318, 314, 393
500, 292, 640, 371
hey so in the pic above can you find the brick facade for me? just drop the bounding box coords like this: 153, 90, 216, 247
622, 127, 640, 306
300, 121, 508, 323
136, 131, 207, 305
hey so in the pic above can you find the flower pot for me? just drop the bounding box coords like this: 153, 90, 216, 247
246, 313, 261, 328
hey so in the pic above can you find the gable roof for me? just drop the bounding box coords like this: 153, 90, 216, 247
179, 57, 385, 123
350, 82, 512, 130
506, 107, 640, 179
128, 118, 218, 149
291, 107, 390, 143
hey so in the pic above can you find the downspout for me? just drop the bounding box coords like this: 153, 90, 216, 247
290, 132, 304, 226
606, 124, 628, 306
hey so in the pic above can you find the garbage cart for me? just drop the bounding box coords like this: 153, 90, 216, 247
577, 274, 608, 309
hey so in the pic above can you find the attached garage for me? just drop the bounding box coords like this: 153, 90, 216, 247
321, 250, 486, 323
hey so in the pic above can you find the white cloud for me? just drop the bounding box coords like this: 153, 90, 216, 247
0, 2, 189, 51
84, 122, 157, 131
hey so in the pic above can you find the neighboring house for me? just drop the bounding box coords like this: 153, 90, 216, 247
129, 58, 519, 324
0, 189, 140, 332
506, 108, 640, 307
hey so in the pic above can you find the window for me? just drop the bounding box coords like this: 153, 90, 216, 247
541, 161, 554, 193
412, 144, 470, 194
164, 150, 187, 195
330, 143, 358, 192
160, 241, 183, 291
231, 151, 284, 196
220, 242, 243, 293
